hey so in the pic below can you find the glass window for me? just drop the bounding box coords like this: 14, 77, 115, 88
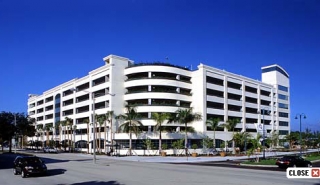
279, 103, 288, 109
279, 112, 289, 118
278, 85, 288, 92
279, 130, 289, 135
278, 94, 288, 100
279, 121, 289, 126
262, 66, 289, 78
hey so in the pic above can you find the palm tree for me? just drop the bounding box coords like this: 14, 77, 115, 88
221, 118, 240, 154
96, 114, 107, 153
64, 117, 73, 151
44, 124, 51, 146
247, 133, 261, 162
151, 112, 170, 153
206, 117, 220, 148
269, 130, 279, 148
233, 132, 251, 152
36, 124, 44, 149
83, 118, 90, 154
116, 105, 143, 156
55, 120, 62, 148
106, 111, 115, 153
60, 120, 67, 151
285, 132, 298, 149
44, 123, 52, 147
168, 108, 202, 152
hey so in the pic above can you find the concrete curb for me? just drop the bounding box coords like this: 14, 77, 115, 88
239, 163, 278, 168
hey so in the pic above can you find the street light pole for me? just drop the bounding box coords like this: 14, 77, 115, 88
295, 114, 306, 156
69, 88, 114, 164
262, 109, 265, 159
261, 107, 270, 160
92, 92, 97, 164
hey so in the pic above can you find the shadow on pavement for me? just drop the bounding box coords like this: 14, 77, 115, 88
47, 168, 67, 176
59, 181, 124, 185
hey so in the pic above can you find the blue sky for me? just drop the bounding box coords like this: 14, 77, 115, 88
0, 0, 319, 131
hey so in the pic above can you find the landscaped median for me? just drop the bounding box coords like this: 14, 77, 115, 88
240, 153, 320, 167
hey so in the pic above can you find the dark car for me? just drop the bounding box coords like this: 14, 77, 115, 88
13, 156, 47, 178
276, 155, 312, 168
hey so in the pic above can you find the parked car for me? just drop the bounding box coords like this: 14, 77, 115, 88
13, 156, 47, 178
43, 147, 58, 153
276, 155, 312, 168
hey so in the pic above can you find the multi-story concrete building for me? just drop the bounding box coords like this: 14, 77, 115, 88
27, 54, 290, 154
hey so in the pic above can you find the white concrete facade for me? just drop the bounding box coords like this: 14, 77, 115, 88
27, 54, 290, 152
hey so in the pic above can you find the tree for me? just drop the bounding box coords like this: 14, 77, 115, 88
247, 133, 261, 162
0, 112, 16, 152
206, 117, 220, 148
221, 118, 240, 154
172, 139, 184, 156
64, 117, 73, 152
55, 120, 62, 148
116, 105, 143, 156
168, 108, 202, 152
60, 120, 67, 151
96, 114, 107, 153
285, 132, 298, 149
202, 136, 213, 156
36, 124, 44, 149
83, 118, 90, 153
15, 114, 36, 149
233, 132, 251, 152
269, 130, 279, 148
151, 112, 170, 153
44, 123, 53, 147
106, 111, 115, 153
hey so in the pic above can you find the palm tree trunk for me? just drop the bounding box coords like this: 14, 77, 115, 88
185, 123, 188, 155
213, 129, 216, 148
87, 123, 89, 154
46, 131, 49, 146
22, 135, 24, 149
110, 119, 113, 150
59, 127, 61, 149
99, 126, 101, 153
159, 129, 162, 152
232, 130, 235, 154
129, 121, 132, 156
104, 123, 107, 154
67, 127, 69, 151
70, 127, 73, 152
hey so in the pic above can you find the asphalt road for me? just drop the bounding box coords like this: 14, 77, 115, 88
1, 152, 320, 185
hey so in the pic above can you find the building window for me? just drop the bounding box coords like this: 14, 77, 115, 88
279, 112, 289, 118
278, 94, 288, 100
279, 130, 289, 135
262, 66, 289, 78
279, 103, 288, 109
207, 101, 224, 110
278, 85, 288, 92
245, 86, 257, 94
206, 76, 224, 86
279, 121, 289, 126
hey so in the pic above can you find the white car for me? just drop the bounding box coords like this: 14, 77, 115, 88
43, 147, 58, 153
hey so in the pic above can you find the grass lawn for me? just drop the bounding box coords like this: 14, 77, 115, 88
242, 153, 320, 165
305, 154, 320, 161
242, 159, 277, 165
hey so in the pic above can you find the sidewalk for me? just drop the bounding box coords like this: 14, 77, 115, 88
76, 149, 320, 163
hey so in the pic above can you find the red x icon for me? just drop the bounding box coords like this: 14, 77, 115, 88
312, 169, 319, 177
